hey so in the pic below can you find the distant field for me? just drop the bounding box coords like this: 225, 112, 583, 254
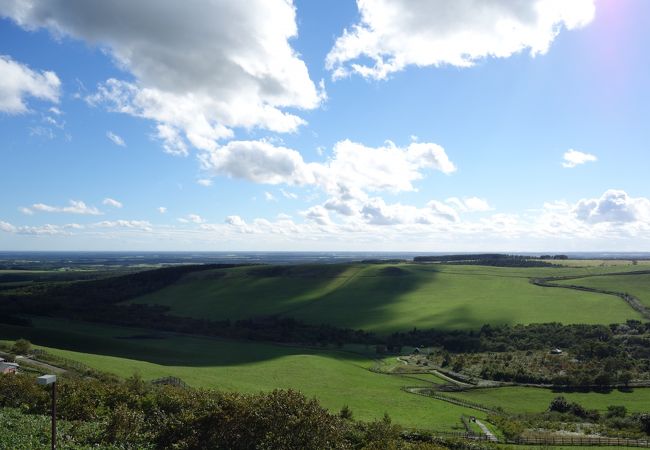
448, 386, 650, 414
0, 318, 478, 431
556, 272, 650, 308
130, 263, 644, 333
544, 259, 650, 268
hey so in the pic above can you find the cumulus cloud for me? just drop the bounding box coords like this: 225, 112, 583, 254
0, 220, 67, 235
574, 190, 650, 224
201, 139, 455, 201
102, 198, 123, 208
225, 215, 246, 227
264, 192, 277, 202
200, 140, 316, 185
106, 131, 126, 147
302, 205, 332, 226
31, 200, 102, 215
326, 0, 595, 79
0, 55, 60, 113
0, 0, 323, 152
157, 207, 167, 214
562, 149, 597, 168
361, 197, 459, 225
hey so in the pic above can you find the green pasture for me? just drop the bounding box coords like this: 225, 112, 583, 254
556, 272, 650, 308
447, 386, 650, 414
0, 318, 479, 431
131, 263, 643, 333
544, 259, 650, 268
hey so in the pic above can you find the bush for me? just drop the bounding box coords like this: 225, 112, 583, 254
11, 338, 32, 355
606, 405, 627, 419
549, 396, 570, 413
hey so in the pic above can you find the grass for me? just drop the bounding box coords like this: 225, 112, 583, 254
555, 272, 650, 308
0, 317, 481, 431
447, 386, 650, 414
130, 263, 644, 333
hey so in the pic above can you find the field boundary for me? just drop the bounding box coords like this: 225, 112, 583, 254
401, 386, 498, 413
532, 273, 650, 320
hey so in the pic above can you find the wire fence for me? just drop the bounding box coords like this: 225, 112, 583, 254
402, 386, 498, 413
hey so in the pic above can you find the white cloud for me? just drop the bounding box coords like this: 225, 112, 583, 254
302, 205, 332, 226
0, 55, 60, 113
264, 191, 277, 202
3, 190, 650, 249
106, 131, 126, 147
361, 197, 459, 225
1, 0, 323, 153
0, 220, 67, 235
446, 197, 492, 212
562, 149, 597, 168
158, 207, 167, 214
0, 221, 16, 233
280, 189, 298, 200
197, 178, 213, 187
178, 214, 205, 224
93, 220, 152, 231
201, 139, 455, 199
200, 140, 316, 185
102, 198, 123, 208
225, 215, 246, 227
31, 200, 102, 215
574, 190, 650, 224
326, 0, 595, 79
19, 207, 34, 215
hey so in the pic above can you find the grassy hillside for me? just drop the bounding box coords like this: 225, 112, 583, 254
556, 272, 650, 308
448, 386, 650, 415
131, 263, 644, 333
0, 318, 478, 431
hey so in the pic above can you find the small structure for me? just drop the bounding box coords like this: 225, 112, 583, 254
550, 348, 563, 355
0, 358, 19, 374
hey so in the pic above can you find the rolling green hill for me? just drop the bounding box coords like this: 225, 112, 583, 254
130, 263, 643, 333
0, 317, 478, 431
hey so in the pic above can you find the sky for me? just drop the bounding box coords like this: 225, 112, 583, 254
1, 0, 649, 252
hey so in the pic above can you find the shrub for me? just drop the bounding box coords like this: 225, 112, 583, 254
11, 338, 32, 355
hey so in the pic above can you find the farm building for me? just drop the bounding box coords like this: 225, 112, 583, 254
0, 358, 19, 374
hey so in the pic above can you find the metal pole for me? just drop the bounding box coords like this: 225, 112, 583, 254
51, 381, 56, 450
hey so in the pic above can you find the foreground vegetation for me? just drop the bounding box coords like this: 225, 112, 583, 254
1, 372, 476, 450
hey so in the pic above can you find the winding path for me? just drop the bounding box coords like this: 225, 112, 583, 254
475, 419, 497, 442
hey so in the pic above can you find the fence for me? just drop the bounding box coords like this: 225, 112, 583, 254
151, 376, 188, 388
507, 435, 650, 447
426, 431, 650, 447
402, 386, 497, 413
31, 349, 92, 373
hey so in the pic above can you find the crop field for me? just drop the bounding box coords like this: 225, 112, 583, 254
0, 318, 479, 431
131, 263, 644, 333
447, 386, 650, 414
556, 272, 650, 308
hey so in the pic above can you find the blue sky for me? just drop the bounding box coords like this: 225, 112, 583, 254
1, 0, 649, 251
